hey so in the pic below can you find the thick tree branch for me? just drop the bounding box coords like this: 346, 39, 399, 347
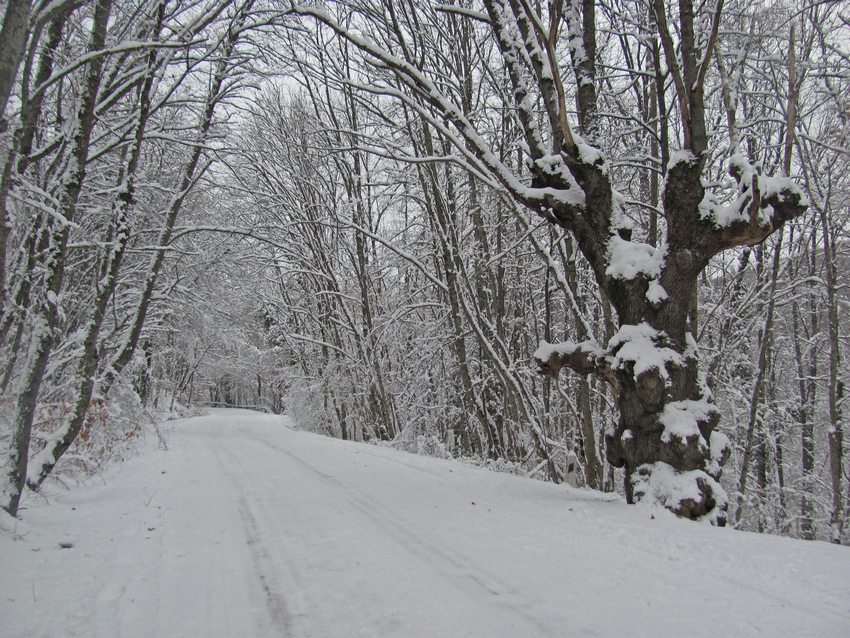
534, 340, 618, 392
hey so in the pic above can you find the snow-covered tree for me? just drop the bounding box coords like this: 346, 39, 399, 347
289, 0, 811, 523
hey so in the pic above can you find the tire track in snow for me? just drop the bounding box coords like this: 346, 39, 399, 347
250, 432, 560, 636
210, 444, 294, 637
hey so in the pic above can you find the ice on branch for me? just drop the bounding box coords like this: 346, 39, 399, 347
609, 323, 683, 381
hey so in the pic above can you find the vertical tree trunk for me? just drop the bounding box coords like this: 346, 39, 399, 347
30, 1, 167, 487
819, 203, 845, 543
0, 8, 66, 334
3, 0, 113, 516
734, 235, 783, 527
0, 0, 30, 125
560, 235, 603, 489
0, 0, 31, 308
794, 288, 817, 539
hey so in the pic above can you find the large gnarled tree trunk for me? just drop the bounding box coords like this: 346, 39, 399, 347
531, 0, 806, 522
294, 0, 807, 522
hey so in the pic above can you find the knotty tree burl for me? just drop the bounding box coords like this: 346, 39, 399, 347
294, 0, 807, 522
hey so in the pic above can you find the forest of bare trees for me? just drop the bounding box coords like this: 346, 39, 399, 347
0, 0, 847, 542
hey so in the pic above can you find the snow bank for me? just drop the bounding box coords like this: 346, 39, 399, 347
632, 461, 728, 526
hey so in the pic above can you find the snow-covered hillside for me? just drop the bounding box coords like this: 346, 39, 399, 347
2, 409, 849, 637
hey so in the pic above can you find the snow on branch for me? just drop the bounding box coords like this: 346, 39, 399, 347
26, 40, 201, 109
290, 3, 529, 201
605, 235, 666, 280
646, 280, 668, 304
293, 1, 607, 235
609, 323, 684, 382
535, 323, 688, 389
658, 399, 716, 447
434, 4, 490, 23
286, 333, 349, 357
696, 153, 808, 251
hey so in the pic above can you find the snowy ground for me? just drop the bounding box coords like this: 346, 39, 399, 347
2, 409, 849, 637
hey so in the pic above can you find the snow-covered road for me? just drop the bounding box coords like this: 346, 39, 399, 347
3, 409, 850, 637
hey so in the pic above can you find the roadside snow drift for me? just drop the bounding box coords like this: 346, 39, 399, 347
2, 409, 849, 637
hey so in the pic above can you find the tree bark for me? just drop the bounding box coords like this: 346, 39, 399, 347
0, 0, 31, 310
0, 7, 66, 334
0, 0, 30, 128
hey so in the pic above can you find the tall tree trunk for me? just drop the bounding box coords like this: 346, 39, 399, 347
819, 202, 844, 543
0, 0, 30, 127
3, 0, 113, 517
560, 234, 603, 489
793, 288, 817, 539
0, 8, 66, 334
734, 235, 783, 527
0, 0, 31, 308
419, 142, 493, 455
30, 1, 167, 487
